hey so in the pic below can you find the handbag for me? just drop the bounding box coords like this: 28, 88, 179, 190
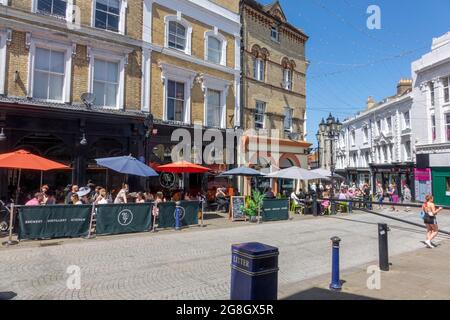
419, 211, 426, 220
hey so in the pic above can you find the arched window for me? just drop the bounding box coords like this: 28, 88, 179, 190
168, 21, 186, 50
165, 16, 192, 55
205, 30, 227, 66
251, 45, 269, 82
281, 57, 295, 90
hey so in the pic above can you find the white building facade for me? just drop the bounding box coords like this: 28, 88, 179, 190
336, 81, 415, 197
412, 31, 450, 206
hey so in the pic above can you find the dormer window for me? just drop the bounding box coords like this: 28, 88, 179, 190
271, 26, 279, 42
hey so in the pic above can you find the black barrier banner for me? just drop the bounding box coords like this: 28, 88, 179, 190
157, 201, 199, 229
95, 203, 153, 235
261, 199, 289, 222
18, 205, 92, 240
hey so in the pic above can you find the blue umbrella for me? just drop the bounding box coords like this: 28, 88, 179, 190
218, 166, 265, 177
95, 155, 159, 177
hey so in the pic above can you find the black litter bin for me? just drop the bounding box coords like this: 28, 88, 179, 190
230, 242, 279, 300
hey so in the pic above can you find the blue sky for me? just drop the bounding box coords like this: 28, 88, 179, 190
258, 0, 450, 147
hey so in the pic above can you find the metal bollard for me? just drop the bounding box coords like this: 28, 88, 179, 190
312, 195, 318, 217
175, 201, 182, 231
331, 200, 337, 215
378, 223, 389, 271
329, 236, 342, 291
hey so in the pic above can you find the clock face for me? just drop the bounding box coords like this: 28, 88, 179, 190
160, 172, 176, 189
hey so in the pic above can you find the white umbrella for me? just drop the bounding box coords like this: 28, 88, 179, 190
266, 166, 325, 180
311, 168, 345, 180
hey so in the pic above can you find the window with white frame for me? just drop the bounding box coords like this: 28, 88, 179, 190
363, 126, 369, 143
94, 0, 121, 33
283, 68, 292, 90
403, 111, 410, 129
429, 82, 435, 107
444, 76, 449, 103
404, 141, 411, 161
167, 80, 185, 122
271, 26, 279, 42
37, 0, 67, 18
351, 130, 356, 146
365, 151, 370, 166
206, 37, 222, 64
33, 47, 65, 101
284, 108, 293, 133
382, 145, 387, 163
253, 58, 265, 82
386, 116, 392, 134
93, 58, 119, 108
352, 153, 357, 167
255, 101, 266, 129
206, 89, 223, 128
168, 21, 187, 51
431, 114, 436, 142
0, 30, 8, 95
389, 145, 393, 162
446, 114, 450, 142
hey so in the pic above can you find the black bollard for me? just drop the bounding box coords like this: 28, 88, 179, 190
312, 194, 318, 216
331, 200, 337, 215
329, 236, 342, 291
378, 223, 389, 271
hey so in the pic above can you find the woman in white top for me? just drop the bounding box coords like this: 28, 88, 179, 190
95, 188, 109, 205
114, 183, 129, 204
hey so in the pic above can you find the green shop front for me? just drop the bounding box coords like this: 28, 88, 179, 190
431, 168, 450, 206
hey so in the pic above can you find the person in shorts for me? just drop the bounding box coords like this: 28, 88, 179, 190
422, 195, 443, 249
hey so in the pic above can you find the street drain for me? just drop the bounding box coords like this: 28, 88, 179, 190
40, 242, 63, 247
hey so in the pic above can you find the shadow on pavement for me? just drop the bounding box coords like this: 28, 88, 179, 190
0, 292, 17, 300
283, 287, 379, 300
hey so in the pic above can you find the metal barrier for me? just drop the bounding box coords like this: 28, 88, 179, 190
318, 198, 450, 236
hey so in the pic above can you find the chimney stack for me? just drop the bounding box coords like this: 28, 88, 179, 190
397, 78, 412, 96
367, 96, 375, 109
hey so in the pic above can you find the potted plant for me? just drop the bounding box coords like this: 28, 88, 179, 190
241, 190, 265, 223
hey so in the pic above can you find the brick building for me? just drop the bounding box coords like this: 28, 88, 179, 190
0, 0, 241, 199
240, 0, 310, 194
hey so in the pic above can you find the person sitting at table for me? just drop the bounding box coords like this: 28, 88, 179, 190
25, 193, 44, 206
95, 188, 109, 205
71, 193, 83, 205
215, 188, 229, 212
136, 192, 146, 204
265, 187, 275, 199
114, 183, 129, 204
290, 190, 301, 205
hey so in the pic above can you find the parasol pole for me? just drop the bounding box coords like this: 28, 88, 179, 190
15, 169, 21, 205
40, 171, 43, 189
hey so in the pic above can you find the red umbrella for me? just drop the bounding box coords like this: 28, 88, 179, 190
0, 149, 69, 171
0, 149, 69, 203
156, 160, 210, 173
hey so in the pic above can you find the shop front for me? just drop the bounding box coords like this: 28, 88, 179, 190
0, 100, 149, 202
431, 168, 450, 206
370, 163, 415, 201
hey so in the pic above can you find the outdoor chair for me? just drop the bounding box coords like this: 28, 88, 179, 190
337, 202, 348, 213
290, 200, 304, 215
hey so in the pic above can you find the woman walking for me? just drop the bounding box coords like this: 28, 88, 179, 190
152, 192, 164, 232
422, 195, 443, 249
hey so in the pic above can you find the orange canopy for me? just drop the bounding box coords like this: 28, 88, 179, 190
156, 160, 210, 174
0, 149, 69, 171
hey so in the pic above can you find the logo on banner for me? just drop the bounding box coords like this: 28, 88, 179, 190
118, 209, 133, 226
173, 206, 185, 220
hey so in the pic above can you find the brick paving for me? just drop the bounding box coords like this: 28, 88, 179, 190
0, 208, 449, 300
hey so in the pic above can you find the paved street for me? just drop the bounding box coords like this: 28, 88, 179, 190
0, 209, 449, 300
